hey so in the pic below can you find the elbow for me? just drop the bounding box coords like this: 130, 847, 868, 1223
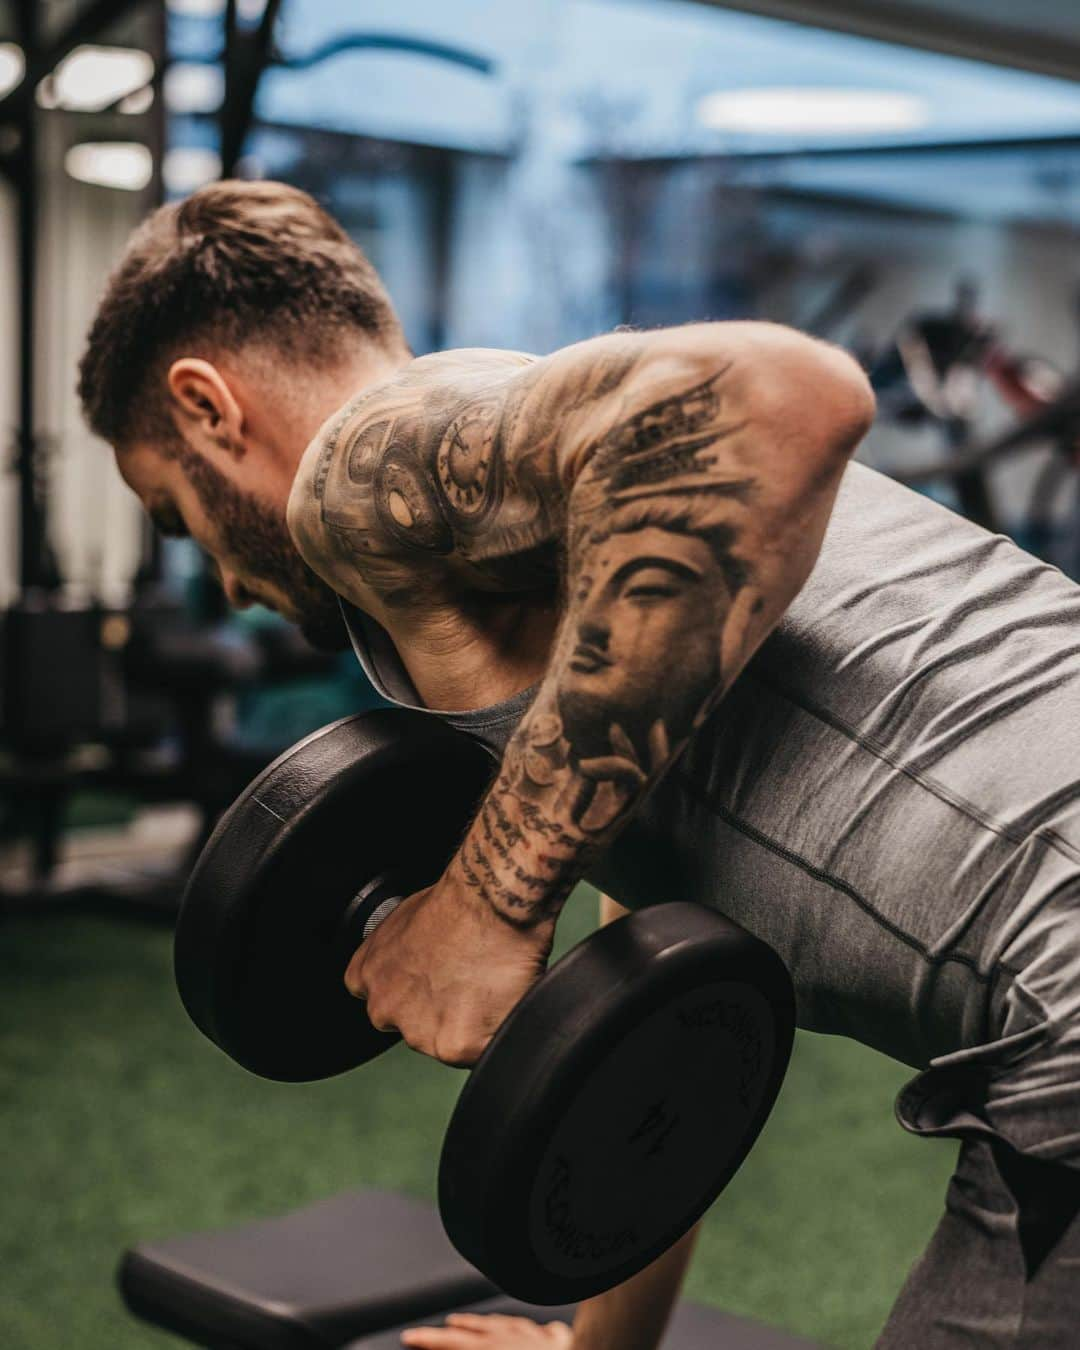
662, 321, 875, 469
727, 324, 875, 471
812, 340, 876, 458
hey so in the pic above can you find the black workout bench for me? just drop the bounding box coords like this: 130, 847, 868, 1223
119, 1190, 818, 1349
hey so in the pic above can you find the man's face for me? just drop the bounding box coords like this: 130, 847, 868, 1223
118, 440, 348, 651
558, 524, 729, 762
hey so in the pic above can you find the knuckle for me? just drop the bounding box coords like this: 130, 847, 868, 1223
365, 1002, 395, 1034
437, 1036, 483, 1068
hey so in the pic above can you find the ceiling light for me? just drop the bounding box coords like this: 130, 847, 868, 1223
166, 0, 227, 15
65, 142, 153, 191
163, 145, 222, 195
164, 62, 224, 114
0, 42, 25, 99
46, 45, 154, 113
697, 87, 929, 136
119, 86, 155, 115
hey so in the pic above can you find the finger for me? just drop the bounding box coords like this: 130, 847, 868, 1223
608, 721, 638, 760
431, 1029, 487, 1069
400, 1326, 481, 1347
446, 1314, 529, 1329
648, 718, 670, 768
578, 755, 647, 789
343, 948, 367, 999
365, 1003, 399, 1035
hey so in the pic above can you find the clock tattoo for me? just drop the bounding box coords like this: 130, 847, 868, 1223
436, 405, 503, 521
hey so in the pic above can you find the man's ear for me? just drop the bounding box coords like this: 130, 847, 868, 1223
167, 358, 245, 458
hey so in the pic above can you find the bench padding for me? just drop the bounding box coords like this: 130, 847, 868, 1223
118, 1189, 496, 1349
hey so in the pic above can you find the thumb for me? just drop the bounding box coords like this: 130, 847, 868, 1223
344, 946, 367, 999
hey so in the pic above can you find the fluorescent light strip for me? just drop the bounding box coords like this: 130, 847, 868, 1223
66, 142, 153, 191
46, 46, 154, 113
0, 42, 25, 100
697, 87, 930, 137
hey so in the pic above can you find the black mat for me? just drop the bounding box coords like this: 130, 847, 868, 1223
118, 1189, 496, 1349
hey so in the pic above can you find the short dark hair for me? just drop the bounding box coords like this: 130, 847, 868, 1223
77, 179, 405, 449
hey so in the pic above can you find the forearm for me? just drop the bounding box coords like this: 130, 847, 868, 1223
572, 1224, 700, 1350
446, 325, 874, 923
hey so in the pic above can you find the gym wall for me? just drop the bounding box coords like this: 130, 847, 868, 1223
0, 112, 148, 608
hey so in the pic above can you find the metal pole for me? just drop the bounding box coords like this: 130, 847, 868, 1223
427, 149, 454, 353
221, 0, 282, 178
13, 0, 48, 593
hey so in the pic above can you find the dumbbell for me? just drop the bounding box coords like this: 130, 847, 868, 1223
174, 709, 795, 1305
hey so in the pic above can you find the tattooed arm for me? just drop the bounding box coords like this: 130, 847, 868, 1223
398, 894, 699, 1350
288, 323, 874, 1061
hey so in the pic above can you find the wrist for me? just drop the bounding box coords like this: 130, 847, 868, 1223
569, 1313, 615, 1350
443, 851, 562, 933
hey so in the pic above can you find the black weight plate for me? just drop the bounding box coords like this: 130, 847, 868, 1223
438, 902, 795, 1305
175, 709, 495, 1082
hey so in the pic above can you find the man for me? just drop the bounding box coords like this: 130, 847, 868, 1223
80, 180, 1080, 1348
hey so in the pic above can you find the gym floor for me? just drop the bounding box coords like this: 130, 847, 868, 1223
1, 881, 954, 1350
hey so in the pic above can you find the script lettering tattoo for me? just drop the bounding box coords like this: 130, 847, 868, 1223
296, 339, 773, 924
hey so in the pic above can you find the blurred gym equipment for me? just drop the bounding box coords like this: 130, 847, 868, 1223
870, 280, 1080, 573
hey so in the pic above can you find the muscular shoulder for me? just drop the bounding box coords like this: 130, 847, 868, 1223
286, 348, 555, 609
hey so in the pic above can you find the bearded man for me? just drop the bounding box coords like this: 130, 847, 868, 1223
79, 180, 1080, 1349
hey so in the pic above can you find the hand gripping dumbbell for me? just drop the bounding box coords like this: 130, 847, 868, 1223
174, 709, 795, 1304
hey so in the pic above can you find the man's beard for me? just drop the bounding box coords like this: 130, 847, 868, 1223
176, 447, 350, 652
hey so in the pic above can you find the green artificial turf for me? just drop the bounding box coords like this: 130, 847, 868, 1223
0, 885, 955, 1349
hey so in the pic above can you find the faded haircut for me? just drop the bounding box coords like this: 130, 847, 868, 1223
77, 179, 405, 451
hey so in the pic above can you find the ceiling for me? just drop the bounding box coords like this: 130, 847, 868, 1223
157, 0, 1080, 225
694, 0, 1080, 82
4, 0, 1077, 226
0, 0, 151, 50
4, 1, 1078, 84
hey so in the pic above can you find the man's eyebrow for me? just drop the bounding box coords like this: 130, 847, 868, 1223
610, 553, 702, 588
